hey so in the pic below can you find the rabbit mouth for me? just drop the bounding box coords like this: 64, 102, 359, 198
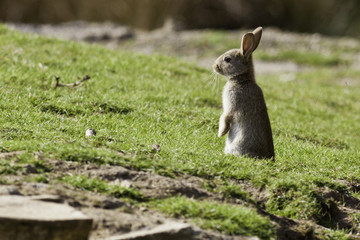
212, 63, 222, 74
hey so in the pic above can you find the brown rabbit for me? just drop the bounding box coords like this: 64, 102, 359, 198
212, 27, 275, 159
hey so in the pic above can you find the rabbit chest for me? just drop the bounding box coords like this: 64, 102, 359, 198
222, 81, 259, 118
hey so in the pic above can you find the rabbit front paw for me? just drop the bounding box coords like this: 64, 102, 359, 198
218, 114, 232, 137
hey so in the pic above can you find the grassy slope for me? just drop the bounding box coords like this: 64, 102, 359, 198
1, 24, 360, 239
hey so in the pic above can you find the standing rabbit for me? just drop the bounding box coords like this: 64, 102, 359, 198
212, 27, 275, 159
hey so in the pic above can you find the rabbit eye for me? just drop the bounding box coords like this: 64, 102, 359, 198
224, 56, 231, 63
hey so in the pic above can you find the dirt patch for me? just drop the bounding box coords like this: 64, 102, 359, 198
0, 151, 25, 159
48, 159, 211, 199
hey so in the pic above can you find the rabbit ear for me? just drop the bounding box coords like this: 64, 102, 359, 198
252, 27, 263, 51
241, 33, 255, 58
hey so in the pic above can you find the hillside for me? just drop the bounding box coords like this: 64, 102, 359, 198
1, 24, 360, 239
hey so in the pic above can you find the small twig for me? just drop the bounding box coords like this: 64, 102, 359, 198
54, 76, 60, 88
54, 75, 91, 88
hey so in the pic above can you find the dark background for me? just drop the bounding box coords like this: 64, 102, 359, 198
1, 0, 360, 36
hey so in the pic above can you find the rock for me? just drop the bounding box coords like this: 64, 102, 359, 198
29, 182, 49, 190
139, 207, 148, 212
107, 221, 258, 240
151, 144, 161, 152
86, 128, 96, 137
120, 180, 133, 189
30, 194, 63, 203
107, 222, 193, 240
93, 196, 125, 209
0, 195, 93, 240
191, 226, 260, 240
24, 164, 38, 174
0, 186, 21, 195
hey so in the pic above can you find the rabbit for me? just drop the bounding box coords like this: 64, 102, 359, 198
212, 27, 275, 159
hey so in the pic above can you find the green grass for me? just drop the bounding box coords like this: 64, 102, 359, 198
151, 196, 275, 239
0, 24, 359, 239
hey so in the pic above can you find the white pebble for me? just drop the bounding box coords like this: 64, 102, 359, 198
85, 129, 96, 137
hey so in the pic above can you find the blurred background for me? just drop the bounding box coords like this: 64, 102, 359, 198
1, 0, 360, 36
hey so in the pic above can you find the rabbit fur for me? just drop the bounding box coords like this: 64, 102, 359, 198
212, 27, 275, 159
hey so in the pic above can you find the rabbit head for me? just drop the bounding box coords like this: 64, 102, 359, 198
212, 27, 262, 79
